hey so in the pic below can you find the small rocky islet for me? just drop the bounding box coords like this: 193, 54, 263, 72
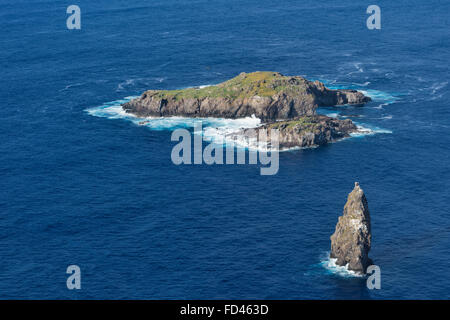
122, 71, 371, 148
330, 182, 372, 274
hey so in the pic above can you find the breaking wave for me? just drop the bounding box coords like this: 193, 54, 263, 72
320, 252, 365, 278
359, 89, 399, 105
85, 96, 263, 147
351, 123, 392, 137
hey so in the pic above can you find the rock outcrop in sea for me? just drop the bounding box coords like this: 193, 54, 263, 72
236, 115, 358, 149
330, 182, 372, 274
122, 71, 371, 121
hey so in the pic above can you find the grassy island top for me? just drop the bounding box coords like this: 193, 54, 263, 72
268, 117, 319, 131
144, 71, 312, 100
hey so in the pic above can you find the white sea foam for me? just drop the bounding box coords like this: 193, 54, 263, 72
154, 77, 166, 83
345, 62, 364, 76
86, 96, 265, 145
359, 89, 399, 105
116, 79, 136, 91
431, 81, 448, 94
116, 77, 167, 92
411, 81, 447, 101
351, 124, 392, 137
59, 82, 85, 91
86, 96, 140, 120
198, 84, 214, 89
426, 81, 448, 101
373, 102, 389, 109
352, 81, 371, 87
320, 252, 364, 278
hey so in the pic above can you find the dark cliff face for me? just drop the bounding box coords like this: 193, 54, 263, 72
238, 115, 358, 149
122, 72, 371, 121
330, 182, 372, 274
310, 80, 371, 106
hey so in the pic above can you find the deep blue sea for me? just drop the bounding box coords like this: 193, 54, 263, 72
1, 0, 449, 299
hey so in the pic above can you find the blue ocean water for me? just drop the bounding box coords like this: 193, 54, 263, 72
1, 0, 449, 299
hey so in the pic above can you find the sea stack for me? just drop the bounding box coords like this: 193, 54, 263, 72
330, 182, 372, 274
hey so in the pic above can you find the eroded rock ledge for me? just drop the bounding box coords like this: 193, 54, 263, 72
122, 71, 371, 121
235, 115, 358, 149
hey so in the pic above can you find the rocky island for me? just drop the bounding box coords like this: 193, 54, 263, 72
237, 115, 358, 149
330, 182, 373, 274
123, 72, 371, 148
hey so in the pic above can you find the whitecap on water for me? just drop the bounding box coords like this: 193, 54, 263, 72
86, 96, 140, 120
352, 81, 371, 87
359, 89, 399, 105
317, 79, 400, 106
351, 123, 392, 137
320, 252, 365, 278
85, 96, 264, 146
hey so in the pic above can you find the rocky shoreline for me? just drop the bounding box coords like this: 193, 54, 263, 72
122, 71, 371, 148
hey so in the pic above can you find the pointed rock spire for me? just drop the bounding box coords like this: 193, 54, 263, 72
330, 182, 372, 274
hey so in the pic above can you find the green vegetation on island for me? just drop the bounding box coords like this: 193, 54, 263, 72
145, 72, 310, 101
